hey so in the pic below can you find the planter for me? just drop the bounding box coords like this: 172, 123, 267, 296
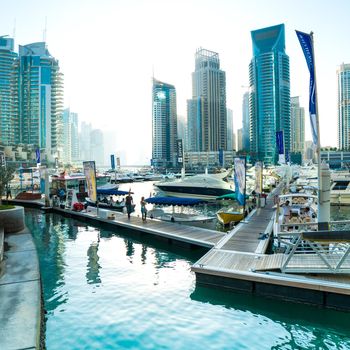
0, 206, 25, 233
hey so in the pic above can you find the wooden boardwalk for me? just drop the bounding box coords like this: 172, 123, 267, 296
54, 206, 226, 248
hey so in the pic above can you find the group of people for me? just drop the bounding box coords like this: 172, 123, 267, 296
124, 191, 147, 222
282, 200, 313, 223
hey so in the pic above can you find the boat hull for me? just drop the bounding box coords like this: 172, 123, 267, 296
155, 185, 234, 201
216, 211, 244, 225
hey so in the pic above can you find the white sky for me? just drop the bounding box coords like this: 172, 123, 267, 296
2, 0, 350, 165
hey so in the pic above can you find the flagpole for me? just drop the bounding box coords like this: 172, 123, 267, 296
310, 32, 322, 212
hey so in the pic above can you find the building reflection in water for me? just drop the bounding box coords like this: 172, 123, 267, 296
86, 232, 101, 285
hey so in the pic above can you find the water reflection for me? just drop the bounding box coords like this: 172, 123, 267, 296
86, 232, 101, 285
191, 285, 350, 349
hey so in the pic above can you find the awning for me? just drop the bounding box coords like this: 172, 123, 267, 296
145, 196, 207, 206
97, 189, 129, 196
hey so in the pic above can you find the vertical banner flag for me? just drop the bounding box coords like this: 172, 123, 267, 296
35, 148, 40, 165
234, 157, 246, 206
296, 30, 318, 145
276, 131, 285, 164
177, 139, 183, 164
255, 161, 263, 194
116, 157, 121, 168
83, 161, 97, 202
219, 149, 224, 167
110, 154, 115, 170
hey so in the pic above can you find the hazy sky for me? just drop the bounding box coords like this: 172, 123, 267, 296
2, 0, 350, 164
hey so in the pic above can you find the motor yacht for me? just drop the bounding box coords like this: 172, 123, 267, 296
155, 172, 234, 200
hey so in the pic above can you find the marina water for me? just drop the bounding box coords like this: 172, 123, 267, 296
26, 181, 350, 349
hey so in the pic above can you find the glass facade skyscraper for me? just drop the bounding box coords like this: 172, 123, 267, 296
0, 36, 17, 145
188, 48, 227, 152
337, 63, 350, 150
152, 78, 177, 168
13, 42, 64, 160
62, 108, 79, 164
249, 24, 291, 164
242, 91, 250, 152
291, 96, 305, 154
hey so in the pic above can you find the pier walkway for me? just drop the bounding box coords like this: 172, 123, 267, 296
54, 206, 226, 249
191, 186, 350, 310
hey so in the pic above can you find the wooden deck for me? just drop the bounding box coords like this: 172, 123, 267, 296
53, 206, 226, 248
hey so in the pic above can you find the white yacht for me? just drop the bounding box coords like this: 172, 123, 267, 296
155, 172, 234, 200
330, 171, 350, 205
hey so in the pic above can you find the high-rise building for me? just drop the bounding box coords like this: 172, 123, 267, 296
177, 115, 188, 151
62, 108, 79, 164
237, 128, 243, 151
291, 96, 305, 154
90, 129, 104, 166
79, 121, 92, 161
227, 108, 233, 151
242, 91, 250, 151
0, 36, 17, 145
337, 63, 350, 150
249, 24, 291, 164
152, 78, 177, 168
188, 48, 227, 152
13, 42, 64, 161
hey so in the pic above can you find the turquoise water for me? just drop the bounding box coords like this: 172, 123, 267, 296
26, 209, 350, 350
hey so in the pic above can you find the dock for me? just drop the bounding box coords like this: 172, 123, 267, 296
191, 187, 350, 311
53, 206, 226, 249
6, 190, 350, 311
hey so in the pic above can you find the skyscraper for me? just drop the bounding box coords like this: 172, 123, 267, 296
0, 36, 17, 145
13, 42, 64, 160
337, 63, 350, 150
79, 121, 92, 161
90, 129, 104, 166
249, 24, 291, 164
62, 108, 79, 164
188, 48, 227, 152
226, 108, 233, 150
291, 96, 305, 154
152, 78, 177, 168
242, 91, 250, 152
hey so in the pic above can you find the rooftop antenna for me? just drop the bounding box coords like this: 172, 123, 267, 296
43, 16, 47, 42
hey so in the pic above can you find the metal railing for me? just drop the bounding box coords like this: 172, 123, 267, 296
277, 225, 350, 274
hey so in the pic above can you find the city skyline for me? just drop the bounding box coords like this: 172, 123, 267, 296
1, 0, 350, 164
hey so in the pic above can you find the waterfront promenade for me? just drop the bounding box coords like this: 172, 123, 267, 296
0, 228, 41, 350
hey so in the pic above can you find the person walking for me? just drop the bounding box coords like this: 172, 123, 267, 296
140, 196, 147, 222
125, 191, 134, 219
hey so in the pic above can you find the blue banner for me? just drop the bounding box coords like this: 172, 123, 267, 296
35, 148, 40, 164
276, 131, 284, 155
110, 154, 115, 170
234, 158, 246, 206
296, 30, 318, 145
219, 149, 224, 167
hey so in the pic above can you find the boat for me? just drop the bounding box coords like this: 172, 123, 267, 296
155, 172, 234, 200
216, 208, 244, 226
85, 189, 134, 212
145, 196, 215, 225
215, 193, 251, 226
330, 171, 350, 205
50, 173, 112, 201
274, 193, 318, 234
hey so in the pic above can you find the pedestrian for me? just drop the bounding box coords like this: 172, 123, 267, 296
125, 190, 134, 219
140, 196, 147, 222
6, 185, 12, 200
282, 200, 291, 222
